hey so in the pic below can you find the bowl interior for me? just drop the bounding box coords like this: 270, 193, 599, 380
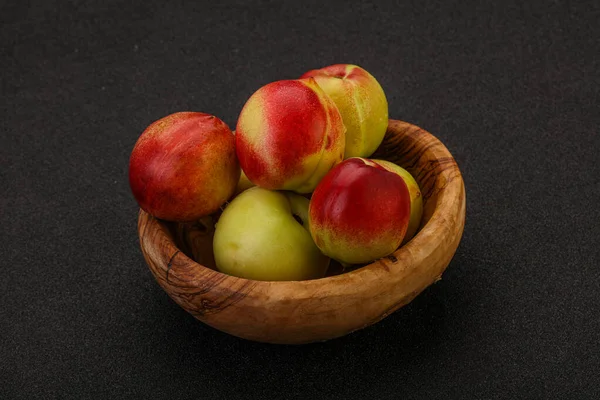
161, 120, 456, 277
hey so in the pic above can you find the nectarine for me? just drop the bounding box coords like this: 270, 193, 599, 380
301, 64, 388, 159
235, 78, 345, 193
309, 157, 411, 264
129, 112, 239, 221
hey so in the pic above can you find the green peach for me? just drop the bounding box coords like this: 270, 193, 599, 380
213, 187, 329, 281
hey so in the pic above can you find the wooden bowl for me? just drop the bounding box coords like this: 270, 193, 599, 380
137, 119, 466, 344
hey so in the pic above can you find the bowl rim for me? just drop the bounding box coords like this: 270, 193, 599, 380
138, 119, 465, 301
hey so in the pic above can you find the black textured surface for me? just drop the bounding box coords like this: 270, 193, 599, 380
2, 1, 600, 399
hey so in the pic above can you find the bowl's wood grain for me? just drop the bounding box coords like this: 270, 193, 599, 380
137, 119, 466, 344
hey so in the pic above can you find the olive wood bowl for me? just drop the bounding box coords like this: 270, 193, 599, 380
137, 119, 466, 344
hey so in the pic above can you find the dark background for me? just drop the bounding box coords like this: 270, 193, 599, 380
2, 0, 599, 398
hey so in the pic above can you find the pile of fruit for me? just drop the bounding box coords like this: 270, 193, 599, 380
129, 64, 423, 281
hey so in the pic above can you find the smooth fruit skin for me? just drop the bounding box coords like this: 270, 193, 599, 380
231, 130, 255, 197
233, 170, 256, 196
129, 112, 239, 222
372, 159, 423, 244
235, 78, 345, 193
300, 64, 388, 159
213, 187, 330, 281
309, 158, 411, 265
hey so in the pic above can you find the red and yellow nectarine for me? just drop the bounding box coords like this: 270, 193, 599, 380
129, 112, 239, 222
372, 159, 423, 244
301, 64, 388, 159
308, 157, 411, 264
235, 78, 346, 193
